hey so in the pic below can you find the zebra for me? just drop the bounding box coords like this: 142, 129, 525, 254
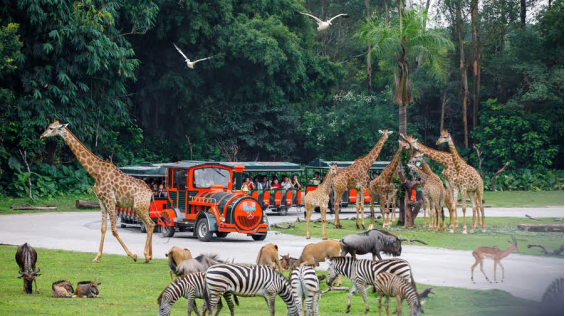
204, 264, 301, 316
157, 272, 238, 316
541, 277, 564, 315
290, 266, 320, 316
374, 272, 424, 316
326, 256, 417, 314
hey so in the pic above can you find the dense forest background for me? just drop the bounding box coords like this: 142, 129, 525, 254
0, 0, 563, 197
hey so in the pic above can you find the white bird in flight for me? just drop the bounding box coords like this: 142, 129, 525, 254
173, 43, 214, 69
294, 11, 350, 31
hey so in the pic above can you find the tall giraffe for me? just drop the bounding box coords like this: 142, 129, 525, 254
332, 130, 393, 229
407, 163, 444, 232
368, 141, 405, 228
304, 163, 338, 240
409, 152, 453, 231
436, 130, 485, 234
400, 134, 459, 233
40, 120, 155, 263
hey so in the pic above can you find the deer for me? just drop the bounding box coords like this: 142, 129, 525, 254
471, 236, 519, 283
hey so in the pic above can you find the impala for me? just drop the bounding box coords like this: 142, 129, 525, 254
471, 236, 519, 283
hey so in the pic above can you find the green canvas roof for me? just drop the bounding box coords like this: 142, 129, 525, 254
119, 162, 168, 177
306, 159, 389, 170
221, 161, 302, 172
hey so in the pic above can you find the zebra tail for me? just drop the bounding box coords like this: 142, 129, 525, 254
203, 283, 212, 312
169, 260, 177, 275
233, 294, 239, 306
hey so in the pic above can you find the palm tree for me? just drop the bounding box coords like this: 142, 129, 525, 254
358, 7, 454, 135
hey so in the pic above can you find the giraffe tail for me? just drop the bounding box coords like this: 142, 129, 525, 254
441, 207, 445, 221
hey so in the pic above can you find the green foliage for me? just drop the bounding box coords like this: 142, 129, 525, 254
487, 169, 564, 192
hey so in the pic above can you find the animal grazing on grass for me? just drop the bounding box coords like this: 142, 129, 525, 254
52, 280, 74, 298
304, 163, 338, 240
157, 271, 238, 316
326, 257, 417, 314
340, 229, 402, 261
291, 266, 320, 316
471, 236, 519, 283
374, 272, 424, 316
40, 120, 156, 263
15, 243, 41, 294
166, 246, 192, 281
204, 264, 301, 316
256, 243, 284, 273
280, 254, 299, 272
74, 281, 101, 298
170, 254, 224, 277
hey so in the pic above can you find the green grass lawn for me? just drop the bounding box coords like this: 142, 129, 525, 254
273, 217, 564, 257
0, 245, 539, 315
483, 190, 563, 207
0, 193, 99, 215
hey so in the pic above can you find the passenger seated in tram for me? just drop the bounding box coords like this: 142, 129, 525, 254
261, 175, 270, 190
372, 171, 378, 180
280, 175, 292, 189
156, 183, 167, 198
291, 174, 301, 189
309, 172, 321, 185
271, 178, 281, 189
151, 183, 159, 195
241, 176, 253, 192
252, 175, 260, 190
270, 175, 279, 187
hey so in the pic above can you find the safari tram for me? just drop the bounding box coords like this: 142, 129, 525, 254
116, 161, 270, 241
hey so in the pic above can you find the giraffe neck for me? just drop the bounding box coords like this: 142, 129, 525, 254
59, 128, 109, 181
379, 146, 403, 182
446, 138, 466, 172
357, 134, 389, 171
420, 160, 434, 177
319, 170, 336, 195
411, 166, 429, 184
415, 143, 453, 168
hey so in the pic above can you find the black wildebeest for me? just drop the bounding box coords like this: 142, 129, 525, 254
170, 254, 224, 277
75, 281, 101, 298
340, 229, 402, 261
15, 243, 41, 294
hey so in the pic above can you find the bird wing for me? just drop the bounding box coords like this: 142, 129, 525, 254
192, 56, 214, 64
294, 11, 323, 24
327, 13, 350, 23
173, 43, 189, 61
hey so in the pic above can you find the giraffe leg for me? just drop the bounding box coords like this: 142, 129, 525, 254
370, 194, 375, 227
333, 188, 343, 229
422, 200, 427, 227
93, 200, 108, 263
108, 207, 137, 261
357, 190, 365, 230
391, 194, 397, 225
305, 202, 313, 239
320, 205, 328, 240
469, 191, 477, 234
379, 196, 387, 228
451, 186, 460, 229
478, 188, 486, 233
136, 199, 155, 263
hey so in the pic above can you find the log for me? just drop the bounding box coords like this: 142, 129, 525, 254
517, 224, 564, 232
419, 288, 435, 298
321, 286, 350, 294
272, 223, 295, 229
527, 244, 564, 255
399, 237, 428, 245
76, 200, 101, 209
12, 203, 57, 210
525, 214, 540, 221
457, 198, 486, 204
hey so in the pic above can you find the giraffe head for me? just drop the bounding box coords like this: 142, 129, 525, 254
400, 134, 419, 151
409, 152, 425, 165
435, 129, 452, 146
328, 162, 338, 175
378, 129, 394, 139
40, 120, 68, 139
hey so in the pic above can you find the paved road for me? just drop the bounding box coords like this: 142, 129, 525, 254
0, 208, 563, 302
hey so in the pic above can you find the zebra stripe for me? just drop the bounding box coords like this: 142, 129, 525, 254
157, 272, 236, 316
205, 264, 300, 316
374, 272, 423, 316
291, 266, 320, 316
327, 257, 417, 313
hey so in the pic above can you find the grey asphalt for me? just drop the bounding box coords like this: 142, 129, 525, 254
0, 206, 562, 302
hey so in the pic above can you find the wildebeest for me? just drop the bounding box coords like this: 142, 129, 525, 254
256, 243, 284, 272
170, 254, 224, 277
340, 229, 402, 261
15, 243, 41, 294
280, 254, 299, 272
166, 246, 192, 281
75, 281, 101, 298
52, 280, 74, 298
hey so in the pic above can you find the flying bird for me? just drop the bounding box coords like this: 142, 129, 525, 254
294, 11, 350, 31
173, 43, 214, 69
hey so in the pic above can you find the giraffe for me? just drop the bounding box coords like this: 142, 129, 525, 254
436, 130, 485, 234
368, 141, 405, 228
407, 163, 444, 232
40, 120, 155, 263
400, 134, 460, 233
304, 163, 338, 240
409, 152, 452, 231
332, 130, 393, 229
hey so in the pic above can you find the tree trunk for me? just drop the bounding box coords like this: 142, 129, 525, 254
365, 0, 372, 92
471, 0, 481, 129
76, 200, 101, 209
456, 0, 469, 148
399, 105, 407, 136
383, 0, 389, 27
440, 79, 448, 133
520, 0, 526, 29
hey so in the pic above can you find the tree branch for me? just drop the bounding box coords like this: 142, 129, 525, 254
527, 244, 564, 255
19, 149, 34, 201
491, 161, 510, 191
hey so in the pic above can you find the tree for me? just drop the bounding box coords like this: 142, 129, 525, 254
358, 8, 453, 136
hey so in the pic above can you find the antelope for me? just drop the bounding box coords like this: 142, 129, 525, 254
471, 236, 519, 283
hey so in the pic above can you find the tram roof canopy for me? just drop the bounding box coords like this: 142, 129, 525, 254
306, 159, 389, 170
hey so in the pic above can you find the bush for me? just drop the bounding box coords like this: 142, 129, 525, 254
486, 168, 564, 191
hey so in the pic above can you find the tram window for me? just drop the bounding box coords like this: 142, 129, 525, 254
175, 170, 187, 189
193, 167, 230, 188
